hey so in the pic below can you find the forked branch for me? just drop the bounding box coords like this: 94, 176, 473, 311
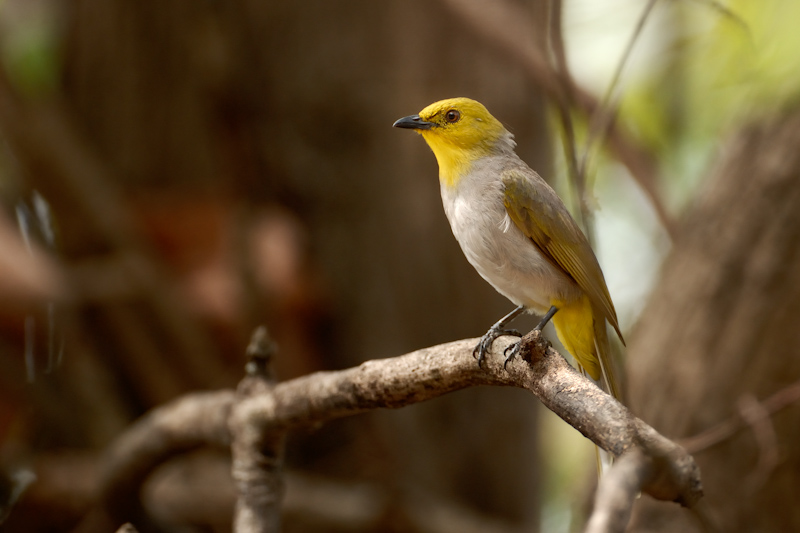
81, 331, 702, 533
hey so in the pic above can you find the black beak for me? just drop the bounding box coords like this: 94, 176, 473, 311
392, 114, 435, 130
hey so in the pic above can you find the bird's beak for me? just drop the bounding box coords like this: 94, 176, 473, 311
392, 114, 435, 130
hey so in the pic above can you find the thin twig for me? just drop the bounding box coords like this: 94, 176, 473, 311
737, 394, 779, 489
688, 0, 751, 39
547, 0, 590, 236
681, 380, 800, 454
578, 0, 660, 192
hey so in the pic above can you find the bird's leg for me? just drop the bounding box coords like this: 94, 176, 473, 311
473, 305, 525, 367
534, 305, 558, 331
504, 305, 559, 368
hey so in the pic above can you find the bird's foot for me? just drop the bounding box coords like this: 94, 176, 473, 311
503, 341, 523, 369
473, 327, 523, 368
503, 318, 553, 369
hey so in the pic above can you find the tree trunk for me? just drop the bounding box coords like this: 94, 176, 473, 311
627, 108, 800, 532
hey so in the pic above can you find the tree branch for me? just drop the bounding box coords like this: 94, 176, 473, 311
231, 327, 285, 533
586, 449, 652, 533
73, 391, 235, 533
80, 331, 702, 532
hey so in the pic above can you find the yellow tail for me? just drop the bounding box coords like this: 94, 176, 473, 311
552, 295, 620, 400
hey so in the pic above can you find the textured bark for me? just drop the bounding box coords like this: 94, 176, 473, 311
231, 328, 284, 533
586, 450, 652, 533
627, 109, 800, 532
76, 333, 699, 533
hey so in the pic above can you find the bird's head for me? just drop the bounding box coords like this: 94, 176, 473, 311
393, 97, 514, 187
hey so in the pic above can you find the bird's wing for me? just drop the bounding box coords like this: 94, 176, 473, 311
502, 169, 623, 342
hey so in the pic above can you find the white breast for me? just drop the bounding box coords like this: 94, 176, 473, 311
441, 167, 579, 314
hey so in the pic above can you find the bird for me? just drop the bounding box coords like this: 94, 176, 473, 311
393, 97, 623, 398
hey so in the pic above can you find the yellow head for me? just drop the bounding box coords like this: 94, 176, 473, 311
393, 97, 512, 187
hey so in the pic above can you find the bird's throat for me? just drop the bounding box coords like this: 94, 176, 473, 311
422, 135, 476, 189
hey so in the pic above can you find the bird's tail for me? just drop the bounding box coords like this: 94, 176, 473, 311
551, 294, 621, 400
591, 301, 621, 401
552, 295, 621, 475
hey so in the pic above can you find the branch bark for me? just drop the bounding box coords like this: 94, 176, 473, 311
586, 449, 652, 533
231, 327, 285, 533
77, 331, 702, 533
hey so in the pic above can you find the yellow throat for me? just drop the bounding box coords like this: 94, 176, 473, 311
394, 97, 510, 188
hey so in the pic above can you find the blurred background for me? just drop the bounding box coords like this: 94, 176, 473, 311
0, 0, 799, 531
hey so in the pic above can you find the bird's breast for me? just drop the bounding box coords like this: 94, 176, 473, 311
441, 175, 580, 312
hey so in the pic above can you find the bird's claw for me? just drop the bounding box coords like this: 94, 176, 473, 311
472, 336, 493, 368
503, 341, 522, 369
473, 327, 523, 368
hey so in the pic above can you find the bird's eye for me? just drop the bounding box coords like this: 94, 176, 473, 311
444, 109, 461, 123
